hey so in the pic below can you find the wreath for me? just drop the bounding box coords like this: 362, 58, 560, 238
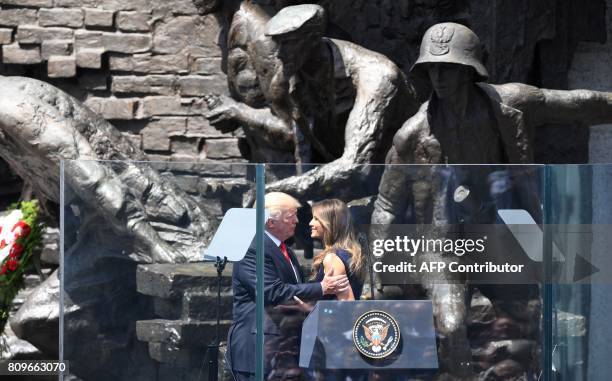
0, 201, 43, 336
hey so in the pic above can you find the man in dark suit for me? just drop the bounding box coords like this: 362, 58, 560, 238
227, 192, 349, 381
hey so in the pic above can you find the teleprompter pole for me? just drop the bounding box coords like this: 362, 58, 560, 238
255, 164, 265, 381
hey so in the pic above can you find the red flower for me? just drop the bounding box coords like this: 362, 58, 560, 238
0, 263, 7, 274
9, 243, 24, 259
7, 259, 18, 271
0, 239, 6, 249
12, 221, 31, 239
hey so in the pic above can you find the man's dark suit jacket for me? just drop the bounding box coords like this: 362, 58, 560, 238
227, 234, 323, 374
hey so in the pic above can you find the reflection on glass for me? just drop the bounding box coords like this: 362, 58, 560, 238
61, 161, 255, 380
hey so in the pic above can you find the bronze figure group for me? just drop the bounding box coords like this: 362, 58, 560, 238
1, 1, 612, 380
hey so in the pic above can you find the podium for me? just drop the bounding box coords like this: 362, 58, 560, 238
299, 300, 438, 370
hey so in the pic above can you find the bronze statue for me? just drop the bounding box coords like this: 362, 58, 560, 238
371, 22, 612, 379
0, 75, 216, 379
0, 76, 212, 263
204, 4, 421, 201
195, 0, 305, 166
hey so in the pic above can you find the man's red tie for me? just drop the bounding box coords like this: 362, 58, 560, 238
280, 242, 292, 266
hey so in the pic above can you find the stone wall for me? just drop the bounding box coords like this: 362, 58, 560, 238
0, 0, 244, 170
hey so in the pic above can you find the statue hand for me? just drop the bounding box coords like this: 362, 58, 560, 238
203, 94, 241, 132
242, 186, 256, 208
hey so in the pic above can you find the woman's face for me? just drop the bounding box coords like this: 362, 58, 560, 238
309, 215, 324, 240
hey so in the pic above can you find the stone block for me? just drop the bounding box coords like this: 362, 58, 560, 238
139, 96, 183, 117
78, 73, 107, 91
16, 25, 73, 44
167, 0, 199, 15
2, 43, 41, 64
109, 53, 189, 74
84, 8, 114, 27
0, 0, 52, 6
76, 48, 104, 69
170, 136, 200, 156
0, 28, 13, 44
54, 0, 98, 6
178, 75, 227, 96
137, 96, 207, 118
47, 55, 76, 78
136, 319, 231, 347
116, 11, 150, 32
58, 0, 146, 8
40, 227, 59, 266
99, 0, 149, 11
191, 57, 222, 75
152, 297, 181, 320
181, 97, 207, 115
144, 154, 171, 171
147, 342, 192, 366
136, 263, 232, 299
182, 291, 233, 320
74, 30, 103, 50
140, 117, 186, 151
39, 8, 83, 28
84, 97, 136, 120
153, 15, 220, 55
41, 40, 72, 60
170, 174, 200, 193
204, 138, 242, 159
0, 9, 37, 27
186, 116, 225, 138
103, 32, 151, 53
111, 75, 176, 95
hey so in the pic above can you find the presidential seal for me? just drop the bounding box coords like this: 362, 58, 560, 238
352, 310, 400, 359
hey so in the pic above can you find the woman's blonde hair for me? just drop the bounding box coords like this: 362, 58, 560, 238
310, 199, 364, 280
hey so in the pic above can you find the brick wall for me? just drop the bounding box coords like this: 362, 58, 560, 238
0, 0, 245, 171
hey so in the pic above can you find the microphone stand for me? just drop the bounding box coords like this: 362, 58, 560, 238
207, 255, 227, 381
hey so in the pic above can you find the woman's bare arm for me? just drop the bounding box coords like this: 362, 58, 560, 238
323, 253, 355, 301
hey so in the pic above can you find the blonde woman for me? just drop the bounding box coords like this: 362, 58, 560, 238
309, 199, 365, 301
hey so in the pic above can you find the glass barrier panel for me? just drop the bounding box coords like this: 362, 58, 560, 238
58, 160, 612, 381
257, 163, 544, 381
549, 164, 612, 381
60, 160, 256, 381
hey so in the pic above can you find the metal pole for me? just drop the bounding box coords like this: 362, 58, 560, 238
207, 256, 226, 381
59, 160, 65, 381
255, 164, 265, 381
543, 165, 553, 381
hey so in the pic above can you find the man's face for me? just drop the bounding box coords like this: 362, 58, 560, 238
268, 207, 298, 241
426, 62, 472, 99
274, 33, 319, 74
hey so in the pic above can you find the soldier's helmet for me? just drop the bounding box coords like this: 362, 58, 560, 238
411, 22, 488, 81
265, 4, 326, 38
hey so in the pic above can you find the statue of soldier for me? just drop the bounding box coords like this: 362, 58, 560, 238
196, 0, 348, 168
205, 4, 421, 201
371, 22, 612, 379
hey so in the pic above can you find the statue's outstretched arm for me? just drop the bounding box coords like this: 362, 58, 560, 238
533, 87, 612, 126
264, 66, 408, 201
203, 94, 293, 147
